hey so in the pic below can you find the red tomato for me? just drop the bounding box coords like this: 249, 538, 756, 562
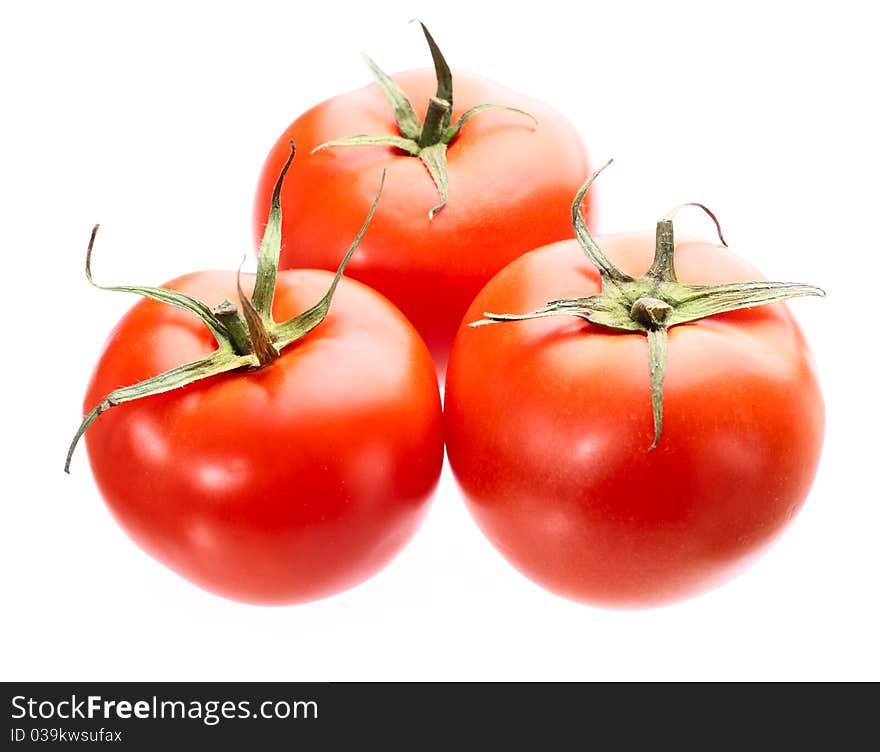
253, 71, 588, 374
444, 235, 824, 608
83, 270, 443, 604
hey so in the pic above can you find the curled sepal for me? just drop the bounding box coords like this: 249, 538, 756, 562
668, 281, 825, 326
572, 160, 633, 287
660, 203, 728, 247
416, 21, 452, 120
311, 135, 420, 157
443, 103, 537, 144
251, 141, 296, 321
472, 294, 643, 332
471, 299, 594, 327
361, 53, 422, 140
646, 327, 668, 450
647, 204, 728, 284
64, 349, 250, 473
273, 170, 386, 349
417, 144, 449, 220
86, 225, 227, 343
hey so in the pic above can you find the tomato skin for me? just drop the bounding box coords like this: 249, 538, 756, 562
253, 70, 589, 374
444, 236, 824, 608
83, 270, 443, 605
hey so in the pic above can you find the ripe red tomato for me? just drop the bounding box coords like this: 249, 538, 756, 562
253, 70, 588, 375
444, 235, 824, 608
82, 269, 443, 604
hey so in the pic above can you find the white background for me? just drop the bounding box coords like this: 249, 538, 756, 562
2, 1, 878, 681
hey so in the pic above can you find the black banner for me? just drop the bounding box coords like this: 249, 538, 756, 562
2, 682, 872, 748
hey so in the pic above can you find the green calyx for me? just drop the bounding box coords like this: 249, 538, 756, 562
65, 142, 385, 473
472, 160, 825, 449
311, 21, 536, 219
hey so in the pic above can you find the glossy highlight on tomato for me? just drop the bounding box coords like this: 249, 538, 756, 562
83, 270, 443, 604
444, 234, 824, 608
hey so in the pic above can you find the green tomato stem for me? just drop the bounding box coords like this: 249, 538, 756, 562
212, 301, 253, 356
419, 97, 452, 149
